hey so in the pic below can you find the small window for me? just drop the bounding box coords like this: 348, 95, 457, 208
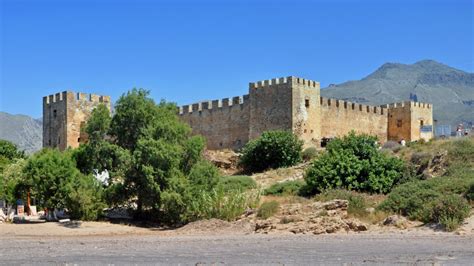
53, 109, 57, 118
305, 99, 310, 108
420, 120, 424, 126
304, 129, 307, 133
397, 120, 402, 128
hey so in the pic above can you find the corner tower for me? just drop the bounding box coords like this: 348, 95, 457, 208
249, 76, 322, 147
43, 91, 111, 151
386, 101, 433, 142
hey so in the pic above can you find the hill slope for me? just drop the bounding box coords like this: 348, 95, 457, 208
321, 60, 474, 128
0, 112, 42, 154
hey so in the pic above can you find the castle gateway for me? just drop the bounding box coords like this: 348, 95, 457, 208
43, 76, 433, 151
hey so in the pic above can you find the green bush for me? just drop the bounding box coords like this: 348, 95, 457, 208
431, 195, 470, 231
240, 131, 303, 173
184, 186, 260, 222
219, 175, 257, 192
304, 132, 405, 195
347, 195, 368, 217
379, 181, 442, 221
379, 174, 473, 229
257, 201, 280, 219
19, 149, 106, 220
263, 180, 305, 196
302, 147, 319, 161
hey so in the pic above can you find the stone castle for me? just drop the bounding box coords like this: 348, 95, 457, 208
43, 76, 433, 151
43, 91, 111, 150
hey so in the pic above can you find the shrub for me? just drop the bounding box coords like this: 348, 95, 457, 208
188, 160, 220, 193
240, 131, 303, 173
347, 195, 368, 217
430, 195, 470, 231
219, 175, 257, 192
378, 181, 442, 221
257, 201, 280, 219
302, 147, 319, 161
380, 175, 473, 228
184, 186, 260, 222
263, 180, 305, 196
304, 132, 405, 195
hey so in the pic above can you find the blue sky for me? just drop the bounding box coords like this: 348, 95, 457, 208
1, 0, 472, 118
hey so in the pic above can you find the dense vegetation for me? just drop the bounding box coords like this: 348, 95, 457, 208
379, 137, 474, 231
0, 89, 256, 223
240, 130, 303, 173
304, 132, 406, 194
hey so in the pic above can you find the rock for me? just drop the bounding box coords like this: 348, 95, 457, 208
383, 215, 408, 228
346, 219, 368, 231
321, 200, 348, 210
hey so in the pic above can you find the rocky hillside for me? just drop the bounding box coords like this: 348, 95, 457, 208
0, 112, 42, 154
321, 60, 474, 128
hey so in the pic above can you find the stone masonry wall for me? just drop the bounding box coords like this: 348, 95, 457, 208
386, 101, 433, 142
320, 97, 388, 142
291, 78, 321, 147
43, 92, 68, 150
248, 77, 294, 140
66, 92, 111, 149
179, 95, 250, 150
43, 91, 111, 151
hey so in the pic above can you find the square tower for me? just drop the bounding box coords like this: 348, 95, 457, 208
386, 101, 433, 142
248, 76, 322, 147
43, 91, 111, 151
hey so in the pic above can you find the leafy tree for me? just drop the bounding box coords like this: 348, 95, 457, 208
110, 89, 160, 151
0, 140, 25, 173
107, 89, 219, 222
240, 130, 303, 173
84, 104, 111, 142
19, 149, 105, 220
304, 132, 405, 194
0, 158, 27, 204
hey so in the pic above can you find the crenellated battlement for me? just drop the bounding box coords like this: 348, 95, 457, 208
179, 94, 250, 115
319, 97, 386, 115
43, 91, 111, 105
249, 76, 320, 89
383, 101, 432, 110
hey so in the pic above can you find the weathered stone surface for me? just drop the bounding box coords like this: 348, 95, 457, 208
43, 76, 433, 153
43, 91, 111, 151
178, 76, 433, 150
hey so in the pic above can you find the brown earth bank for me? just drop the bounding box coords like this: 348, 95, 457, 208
2, 208, 472, 238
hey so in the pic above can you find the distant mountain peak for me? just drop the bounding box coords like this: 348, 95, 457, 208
321, 60, 474, 129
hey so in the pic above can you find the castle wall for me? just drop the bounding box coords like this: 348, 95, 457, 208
179, 95, 250, 150
320, 97, 388, 142
249, 77, 294, 140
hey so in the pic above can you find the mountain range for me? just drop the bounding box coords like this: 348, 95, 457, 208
1, 60, 473, 153
0, 112, 43, 154
321, 60, 474, 128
